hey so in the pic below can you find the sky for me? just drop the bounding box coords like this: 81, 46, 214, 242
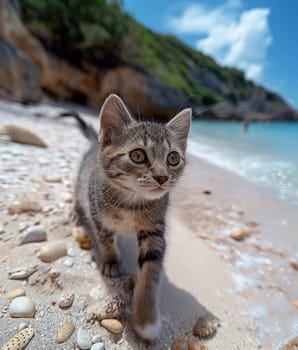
123, 0, 298, 109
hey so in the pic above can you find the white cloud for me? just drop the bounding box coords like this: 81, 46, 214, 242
167, 0, 272, 81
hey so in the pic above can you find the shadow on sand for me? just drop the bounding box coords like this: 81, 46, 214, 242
95, 235, 218, 349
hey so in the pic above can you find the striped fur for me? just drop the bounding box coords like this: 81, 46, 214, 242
73, 94, 191, 340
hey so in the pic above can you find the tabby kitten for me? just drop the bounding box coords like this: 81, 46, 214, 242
73, 94, 191, 340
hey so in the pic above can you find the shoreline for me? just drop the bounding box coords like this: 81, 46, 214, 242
188, 121, 298, 208
173, 154, 298, 348
0, 99, 297, 349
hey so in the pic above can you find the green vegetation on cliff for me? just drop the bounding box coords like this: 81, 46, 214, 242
19, 0, 285, 107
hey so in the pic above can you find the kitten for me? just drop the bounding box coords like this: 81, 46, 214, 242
71, 94, 191, 340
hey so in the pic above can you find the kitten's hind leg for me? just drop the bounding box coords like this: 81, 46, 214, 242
132, 229, 166, 340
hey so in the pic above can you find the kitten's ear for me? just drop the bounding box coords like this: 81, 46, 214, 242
99, 94, 134, 145
166, 108, 192, 149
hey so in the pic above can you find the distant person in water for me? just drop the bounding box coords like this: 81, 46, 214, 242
243, 119, 249, 132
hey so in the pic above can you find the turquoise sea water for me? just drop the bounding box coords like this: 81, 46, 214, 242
189, 121, 298, 206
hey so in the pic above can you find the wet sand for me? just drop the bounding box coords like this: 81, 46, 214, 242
0, 99, 297, 349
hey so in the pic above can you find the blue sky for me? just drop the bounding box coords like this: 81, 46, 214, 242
123, 0, 298, 109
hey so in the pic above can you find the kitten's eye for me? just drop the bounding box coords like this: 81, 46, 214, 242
167, 151, 180, 166
130, 149, 147, 164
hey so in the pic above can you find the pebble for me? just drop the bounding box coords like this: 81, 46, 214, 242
75, 234, 92, 250
100, 319, 124, 334
193, 313, 220, 338
62, 192, 73, 203
18, 225, 47, 245
91, 335, 102, 343
1, 327, 34, 350
290, 261, 298, 271
44, 174, 62, 183
9, 265, 39, 280
229, 228, 251, 241
172, 340, 208, 350
203, 189, 212, 195
91, 343, 105, 350
77, 328, 92, 349
59, 293, 75, 309
63, 258, 74, 267
245, 220, 258, 228
57, 321, 75, 343
8, 201, 42, 215
38, 240, 67, 262
9, 296, 36, 318
18, 321, 29, 331
6, 287, 26, 300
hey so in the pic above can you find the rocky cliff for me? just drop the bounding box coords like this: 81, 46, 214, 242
0, 0, 297, 120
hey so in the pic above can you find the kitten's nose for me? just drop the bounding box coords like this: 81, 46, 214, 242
153, 175, 169, 185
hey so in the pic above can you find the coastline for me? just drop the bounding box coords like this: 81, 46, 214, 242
172, 154, 298, 348
0, 99, 297, 349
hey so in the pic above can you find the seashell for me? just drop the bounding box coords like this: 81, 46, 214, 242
91, 343, 105, 350
8, 201, 42, 215
58, 293, 74, 309
100, 319, 123, 334
49, 269, 60, 279
9, 296, 35, 318
6, 288, 26, 300
38, 240, 67, 262
77, 328, 92, 349
1, 327, 34, 350
57, 321, 75, 343
18, 225, 47, 245
193, 313, 220, 338
0, 124, 47, 147
8, 265, 39, 280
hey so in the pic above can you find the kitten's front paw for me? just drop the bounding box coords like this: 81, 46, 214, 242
133, 311, 162, 341
101, 261, 123, 278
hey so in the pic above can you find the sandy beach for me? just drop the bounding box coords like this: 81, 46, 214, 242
0, 99, 297, 350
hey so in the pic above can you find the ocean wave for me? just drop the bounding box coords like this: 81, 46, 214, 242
187, 138, 298, 206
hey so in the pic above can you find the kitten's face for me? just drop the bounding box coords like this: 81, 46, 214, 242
98, 94, 191, 201
101, 123, 186, 200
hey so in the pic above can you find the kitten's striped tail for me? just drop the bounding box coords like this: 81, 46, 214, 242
57, 111, 97, 141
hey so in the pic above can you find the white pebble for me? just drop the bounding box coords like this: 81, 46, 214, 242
38, 240, 67, 262
18, 321, 29, 331
91, 262, 97, 269
18, 225, 47, 245
77, 328, 92, 349
9, 296, 36, 318
63, 258, 74, 267
62, 192, 73, 203
91, 343, 105, 350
